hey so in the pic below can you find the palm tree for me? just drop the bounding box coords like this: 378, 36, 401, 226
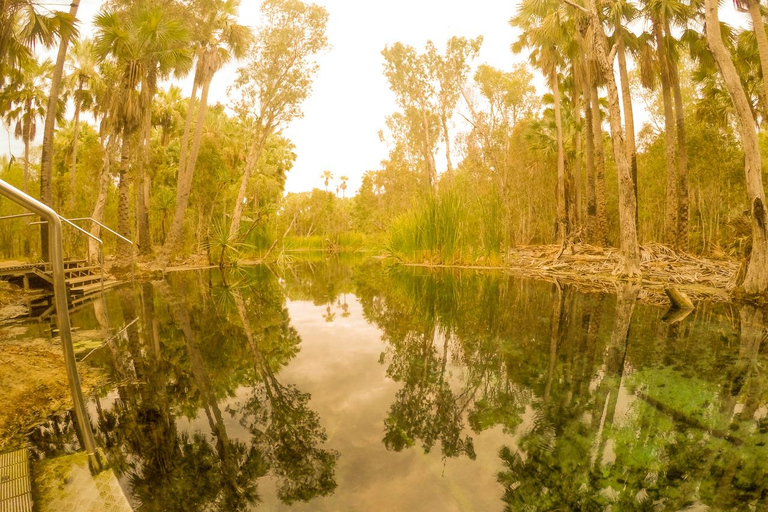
740, 0, 768, 126
152, 85, 184, 146
705, 0, 768, 293
512, 0, 571, 247
340, 175, 348, 199
65, 37, 99, 205
605, 0, 640, 223
322, 170, 333, 192
0, 58, 55, 193
95, 2, 191, 263
38, 0, 79, 260
158, 0, 252, 268
0, 0, 76, 86
564, 0, 640, 275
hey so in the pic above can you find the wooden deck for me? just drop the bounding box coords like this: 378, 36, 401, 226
1, 260, 123, 320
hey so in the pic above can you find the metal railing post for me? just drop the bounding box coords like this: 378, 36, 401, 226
0, 179, 103, 473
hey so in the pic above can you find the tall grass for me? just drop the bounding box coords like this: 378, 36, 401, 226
388, 178, 503, 265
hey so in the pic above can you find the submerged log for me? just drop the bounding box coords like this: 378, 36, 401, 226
665, 286, 694, 310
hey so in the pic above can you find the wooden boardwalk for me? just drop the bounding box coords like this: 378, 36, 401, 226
1, 260, 123, 320
0, 448, 33, 512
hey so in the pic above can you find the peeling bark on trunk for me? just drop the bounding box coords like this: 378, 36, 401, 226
87, 137, 112, 264
617, 38, 638, 228
705, 0, 768, 294
157, 77, 210, 268
226, 127, 270, 261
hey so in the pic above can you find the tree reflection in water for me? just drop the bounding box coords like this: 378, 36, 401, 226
350, 263, 768, 511
38, 265, 339, 511
25, 259, 767, 510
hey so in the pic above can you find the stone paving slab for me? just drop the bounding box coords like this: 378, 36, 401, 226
33, 452, 133, 512
0, 448, 32, 512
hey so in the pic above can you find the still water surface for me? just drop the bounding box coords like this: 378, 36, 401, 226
24, 259, 768, 510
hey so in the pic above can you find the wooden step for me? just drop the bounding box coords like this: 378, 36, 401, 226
64, 266, 100, 275
69, 280, 119, 295
65, 275, 103, 286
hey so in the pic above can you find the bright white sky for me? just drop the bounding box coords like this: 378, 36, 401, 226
1, 0, 747, 195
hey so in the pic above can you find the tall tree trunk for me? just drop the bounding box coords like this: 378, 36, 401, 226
441, 112, 453, 174
668, 57, 689, 250
87, 136, 112, 264
39, 0, 79, 261
23, 116, 30, 194
654, 16, 678, 247
590, 79, 609, 246
617, 37, 638, 228
69, 100, 81, 211
705, 0, 768, 294
421, 106, 436, 187
583, 65, 597, 242
748, 0, 768, 116
665, 19, 689, 250
227, 128, 270, 260
586, 0, 641, 275
573, 62, 583, 228
157, 77, 210, 269
136, 76, 157, 256
177, 79, 200, 184
116, 138, 132, 266
552, 66, 568, 245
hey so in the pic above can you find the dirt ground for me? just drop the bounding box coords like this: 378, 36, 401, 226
0, 336, 105, 451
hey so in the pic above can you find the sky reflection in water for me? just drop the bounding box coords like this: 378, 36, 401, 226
26, 258, 768, 511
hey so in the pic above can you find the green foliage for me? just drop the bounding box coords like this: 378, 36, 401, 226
387, 172, 503, 264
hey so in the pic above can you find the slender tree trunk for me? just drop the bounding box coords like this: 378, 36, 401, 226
227, 128, 270, 258
421, 106, 436, 187
177, 79, 200, 182
552, 66, 568, 245
706, 0, 768, 294
87, 136, 112, 264
583, 65, 597, 242
748, 0, 768, 116
39, 0, 79, 260
573, 62, 583, 229
617, 38, 638, 228
590, 80, 609, 246
136, 77, 157, 256
23, 117, 30, 194
668, 58, 689, 250
441, 112, 453, 174
665, 19, 689, 250
654, 16, 678, 247
69, 100, 81, 209
157, 77, 210, 269
116, 138, 132, 266
586, 0, 641, 275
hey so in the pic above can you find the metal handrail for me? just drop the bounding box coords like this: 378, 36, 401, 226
0, 212, 36, 221
30, 220, 103, 245
0, 178, 103, 473
68, 217, 133, 245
